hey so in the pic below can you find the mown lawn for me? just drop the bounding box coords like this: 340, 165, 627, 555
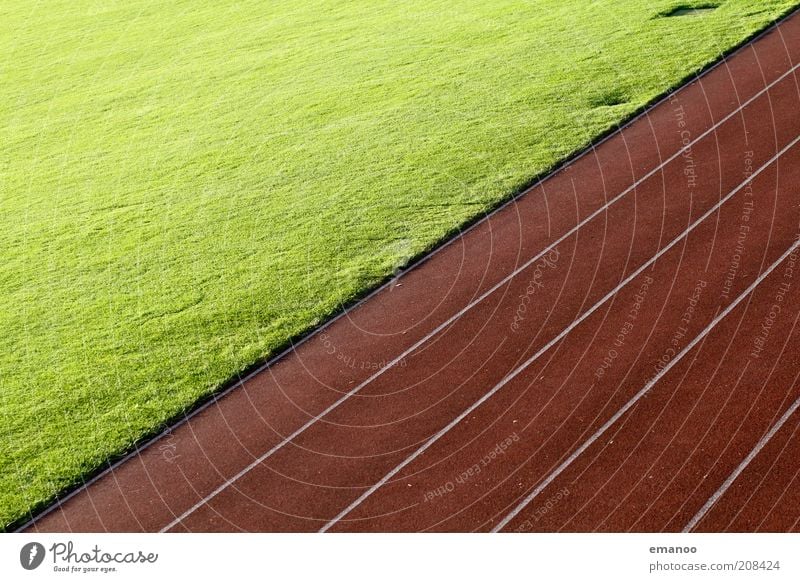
2, 0, 798, 528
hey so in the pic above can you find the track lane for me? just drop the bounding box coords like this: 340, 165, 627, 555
496, 243, 800, 532
325, 141, 800, 533
688, 389, 800, 532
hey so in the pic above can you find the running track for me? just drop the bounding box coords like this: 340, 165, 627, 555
24, 10, 800, 533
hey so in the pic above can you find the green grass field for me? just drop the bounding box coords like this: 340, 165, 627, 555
2, 0, 798, 528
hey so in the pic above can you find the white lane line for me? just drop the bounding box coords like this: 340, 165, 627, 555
683, 391, 800, 532
162, 64, 800, 533
320, 136, 800, 533
493, 236, 800, 532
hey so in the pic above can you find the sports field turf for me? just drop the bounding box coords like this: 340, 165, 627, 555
2, 0, 798, 529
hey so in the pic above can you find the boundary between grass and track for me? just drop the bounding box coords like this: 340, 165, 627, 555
13, 5, 800, 534
162, 67, 800, 532
317, 137, 800, 533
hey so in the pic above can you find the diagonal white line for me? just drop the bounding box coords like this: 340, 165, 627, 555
162, 64, 800, 533
493, 237, 800, 532
321, 135, 800, 533
683, 388, 800, 532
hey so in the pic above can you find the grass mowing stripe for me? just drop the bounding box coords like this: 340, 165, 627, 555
2, 0, 799, 528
